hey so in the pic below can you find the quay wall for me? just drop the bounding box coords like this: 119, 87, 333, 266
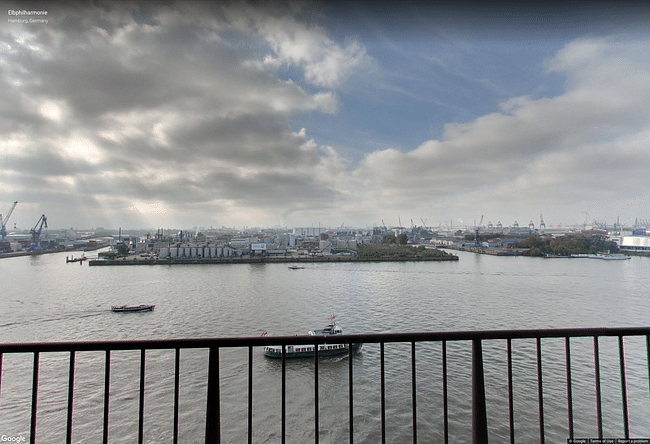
88, 255, 458, 266
441, 245, 524, 256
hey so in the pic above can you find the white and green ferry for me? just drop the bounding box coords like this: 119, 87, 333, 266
263, 316, 362, 359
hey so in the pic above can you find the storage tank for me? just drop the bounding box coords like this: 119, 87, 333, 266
184, 247, 191, 257
159, 247, 169, 258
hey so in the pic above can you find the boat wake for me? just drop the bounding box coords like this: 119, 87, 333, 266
0, 310, 107, 329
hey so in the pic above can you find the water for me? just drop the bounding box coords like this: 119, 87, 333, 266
2, 250, 650, 442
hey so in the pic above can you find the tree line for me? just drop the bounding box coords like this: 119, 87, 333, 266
514, 234, 619, 257
357, 243, 455, 259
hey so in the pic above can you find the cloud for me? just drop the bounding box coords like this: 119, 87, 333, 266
353, 36, 650, 223
227, 1, 373, 88
2, 1, 648, 230
0, 1, 363, 228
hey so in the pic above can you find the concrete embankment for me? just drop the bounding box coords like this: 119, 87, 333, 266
88, 255, 459, 266
441, 246, 525, 256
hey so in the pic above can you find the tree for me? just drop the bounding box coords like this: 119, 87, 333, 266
117, 243, 130, 257
397, 233, 408, 245
381, 233, 397, 244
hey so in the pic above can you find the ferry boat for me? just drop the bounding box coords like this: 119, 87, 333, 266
111, 304, 155, 312
263, 316, 362, 359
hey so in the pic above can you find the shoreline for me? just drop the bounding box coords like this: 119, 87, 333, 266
88, 254, 459, 266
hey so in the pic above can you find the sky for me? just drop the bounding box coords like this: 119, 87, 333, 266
2, 1, 650, 230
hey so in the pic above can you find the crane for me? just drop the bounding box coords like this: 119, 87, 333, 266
540, 214, 546, 229
475, 215, 483, 247
28, 214, 48, 251
1, 201, 18, 241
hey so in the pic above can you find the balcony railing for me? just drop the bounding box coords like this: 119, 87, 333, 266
2, 327, 650, 443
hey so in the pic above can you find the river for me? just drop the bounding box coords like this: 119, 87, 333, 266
1, 249, 650, 442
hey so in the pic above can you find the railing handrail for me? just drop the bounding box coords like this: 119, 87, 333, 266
2, 326, 650, 353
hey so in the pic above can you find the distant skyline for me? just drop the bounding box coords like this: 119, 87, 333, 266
2, 1, 650, 230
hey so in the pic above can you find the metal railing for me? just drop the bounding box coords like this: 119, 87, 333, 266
2, 327, 650, 443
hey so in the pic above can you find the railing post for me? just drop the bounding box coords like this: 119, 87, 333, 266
205, 347, 220, 444
506, 339, 514, 444
66, 351, 76, 444
282, 344, 286, 444
380, 342, 386, 444
103, 350, 110, 444
593, 337, 603, 439
411, 341, 417, 444
619, 336, 630, 438
173, 348, 180, 444
138, 349, 146, 444
565, 337, 574, 439
536, 337, 545, 444
442, 341, 448, 444
0, 353, 3, 410
248, 346, 254, 444
30, 352, 39, 444
314, 343, 319, 444
349, 342, 354, 444
472, 339, 488, 444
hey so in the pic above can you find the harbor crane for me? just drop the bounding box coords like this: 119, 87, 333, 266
28, 214, 47, 251
475, 215, 483, 246
1, 201, 18, 241
540, 214, 546, 229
